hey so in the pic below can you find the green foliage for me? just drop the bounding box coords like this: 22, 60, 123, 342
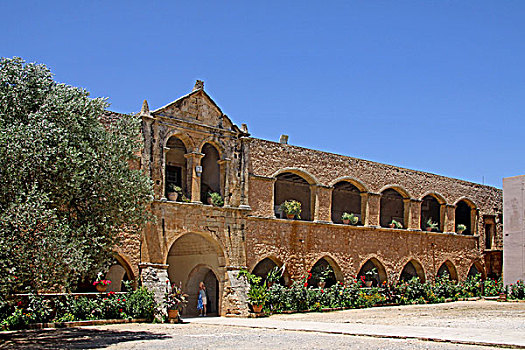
0, 57, 153, 294
167, 184, 182, 194
390, 220, 403, 229
341, 212, 358, 224
509, 280, 525, 300
483, 277, 503, 296
266, 265, 284, 284
208, 192, 224, 207
264, 271, 498, 314
237, 269, 268, 305
280, 200, 301, 218
457, 224, 467, 233
0, 287, 157, 329
426, 218, 438, 230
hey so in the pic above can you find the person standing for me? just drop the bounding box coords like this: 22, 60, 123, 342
197, 281, 207, 316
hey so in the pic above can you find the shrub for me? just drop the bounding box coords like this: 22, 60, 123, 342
124, 287, 156, 320
483, 277, 502, 296
509, 280, 525, 300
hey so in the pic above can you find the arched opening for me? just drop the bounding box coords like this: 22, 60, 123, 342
331, 181, 362, 224
399, 260, 426, 282
456, 200, 475, 235
165, 136, 187, 199
420, 195, 442, 232
201, 143, 221, 203
274, 172, 312, 221
467, 262, 485, 280
167, 233, 224, 317
308, 257, 342, 288
251, 258, 290, 286
437, 261, 458, 282
105, 256, 133, 292
380, 188, 405, 228
187, 266, 219, 317
357, 258, 388, 287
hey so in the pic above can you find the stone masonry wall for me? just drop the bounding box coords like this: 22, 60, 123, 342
245, 217, 480, 283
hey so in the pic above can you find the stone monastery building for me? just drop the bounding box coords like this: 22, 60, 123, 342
109, 81, 503, 316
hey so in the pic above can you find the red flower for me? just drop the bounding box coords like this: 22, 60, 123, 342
17, 301, 22, 306
304, 282, 308, 287
321, 289, 324, 293
119, 308, 123, 313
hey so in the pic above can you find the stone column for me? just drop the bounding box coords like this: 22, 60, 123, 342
184, 152, 204, 203
314, 185, 332, 222
139, 263, 169, 319
471, 208, 479, 236
161, 147, 170, 200
218, 158, 231, 206
442, 204, 455, 233
360, 192, 369, 225
405, 199, 422, 230
366, 192, 381, 227
222, 267, 250, 316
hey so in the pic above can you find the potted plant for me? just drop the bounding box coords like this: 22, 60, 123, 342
166, 281, 188, 322
93, 272, 111, 292
426, 218, 438, 232
364, 268, 377, 287
457, 224, 467, 234
247, 284, 268, 313
207, 192, 224, 207
237, 269, 268, 313
341, 212, 358, 225
167, 183, 182, 202
312, 265, 333, 288
389, 219, 402, 229
280, 200, 301, 219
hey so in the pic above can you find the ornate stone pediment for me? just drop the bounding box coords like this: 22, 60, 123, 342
152, 81, 235, 131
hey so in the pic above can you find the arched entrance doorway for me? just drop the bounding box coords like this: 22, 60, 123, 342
187, 266, 220, 316
167, 233, 224, 317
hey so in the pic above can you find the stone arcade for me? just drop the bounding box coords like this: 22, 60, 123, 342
109, 81, 503, 316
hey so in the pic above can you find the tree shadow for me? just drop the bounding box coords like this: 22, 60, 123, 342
0, 327, 169, 349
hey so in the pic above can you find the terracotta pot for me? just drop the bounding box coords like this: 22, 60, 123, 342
342, 219, 350, 225
252, 304, 263, 313
318, 281, 326, 288
168, 309, 179, 319
207, 197, 213, 205
96, 284, 107, 292
389, 223, 395, 228
426, 227, 432, 232
168, 192, 178, 201
287, 214, 295, 220
365, 281, 373, 288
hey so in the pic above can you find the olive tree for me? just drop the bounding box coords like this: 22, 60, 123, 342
0, 57, 153, 295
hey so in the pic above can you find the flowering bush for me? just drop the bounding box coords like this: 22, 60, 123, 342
509, 280, 525, 300
93, 280, 112, 286
1, 286, 157, 330
483, 277, 503, 296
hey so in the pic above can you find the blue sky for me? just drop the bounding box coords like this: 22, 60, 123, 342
2, 1, 524, 188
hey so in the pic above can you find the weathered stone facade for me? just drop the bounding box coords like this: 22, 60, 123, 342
114, 81, 503, 316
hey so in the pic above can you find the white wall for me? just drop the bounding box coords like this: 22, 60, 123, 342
503, 175, 525, 285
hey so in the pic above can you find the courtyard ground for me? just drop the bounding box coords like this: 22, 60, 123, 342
1, 300, 524, 349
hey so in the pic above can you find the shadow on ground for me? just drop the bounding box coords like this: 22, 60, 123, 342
0, 327, 169, 349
